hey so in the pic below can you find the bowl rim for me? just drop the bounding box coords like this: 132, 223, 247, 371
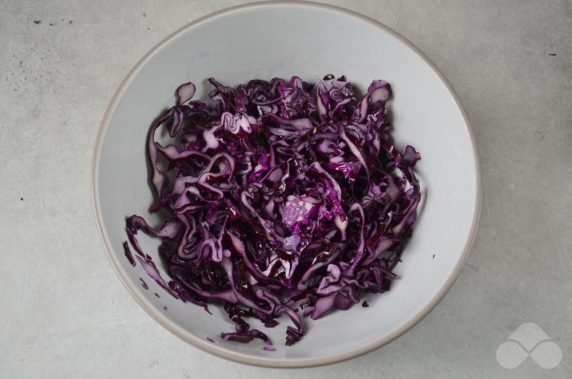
92, 0, 482, 368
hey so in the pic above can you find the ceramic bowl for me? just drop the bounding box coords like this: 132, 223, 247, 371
93, 1, 481, 368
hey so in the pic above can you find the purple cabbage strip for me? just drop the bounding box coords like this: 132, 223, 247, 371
124, 75, 421, 346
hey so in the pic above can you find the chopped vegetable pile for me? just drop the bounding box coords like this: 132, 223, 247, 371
123, 75, 421, 346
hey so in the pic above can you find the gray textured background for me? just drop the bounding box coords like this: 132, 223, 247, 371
1, 0, 570, 378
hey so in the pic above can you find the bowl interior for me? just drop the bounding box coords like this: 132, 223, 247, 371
95, 2, 479, 366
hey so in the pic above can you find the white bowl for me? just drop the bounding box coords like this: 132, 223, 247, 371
93, 1, 481, 368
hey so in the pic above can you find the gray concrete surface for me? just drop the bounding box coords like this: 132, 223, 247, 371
1, 0, 570, 378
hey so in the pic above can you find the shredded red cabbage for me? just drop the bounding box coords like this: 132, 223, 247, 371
123, 75, 421, 346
